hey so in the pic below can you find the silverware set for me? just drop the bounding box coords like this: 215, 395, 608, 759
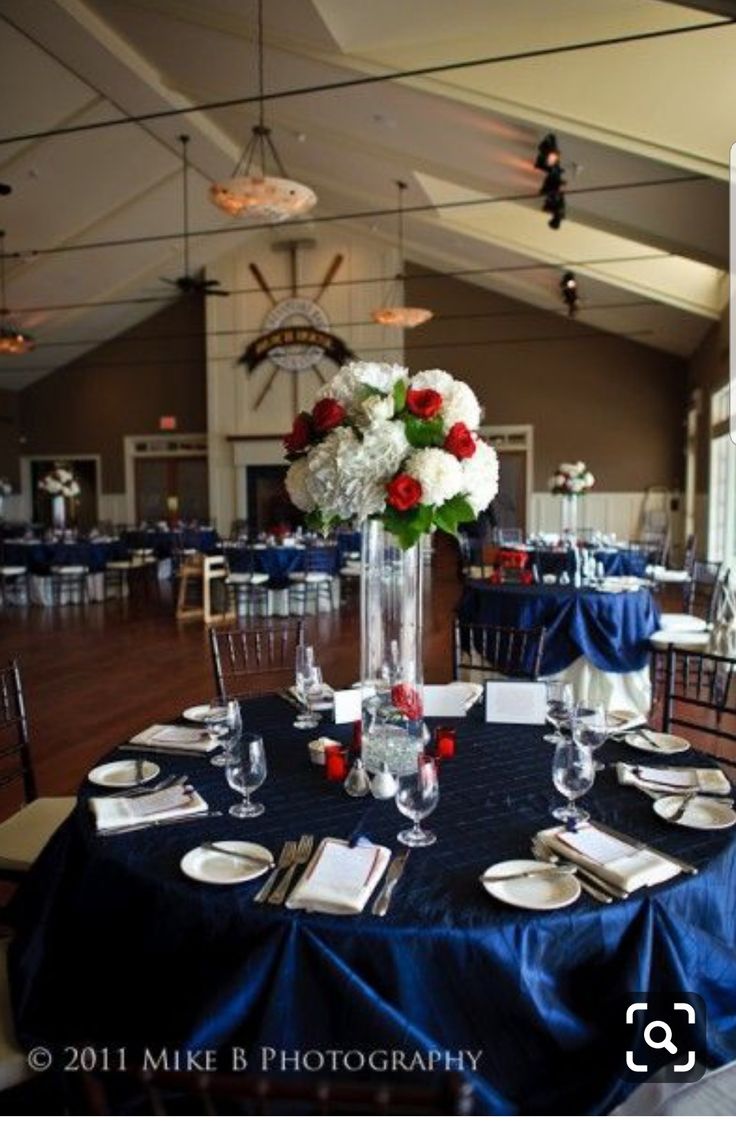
268, 834, 314, 905
531, 837, 620, 903
371, 851, 409, 916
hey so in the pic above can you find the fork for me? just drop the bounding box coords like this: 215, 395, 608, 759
268, 834, 313, 905
253, 840, 296, 904
114, 773, 181, 800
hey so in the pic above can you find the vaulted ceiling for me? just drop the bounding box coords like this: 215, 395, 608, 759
0, 0, 730, 390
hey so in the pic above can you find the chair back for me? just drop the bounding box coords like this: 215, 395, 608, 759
453, 619, 546, 680
209, 620, 305, 700
662, 645, 736, 754
686, 560, 723, 622
0, 659, 36, 804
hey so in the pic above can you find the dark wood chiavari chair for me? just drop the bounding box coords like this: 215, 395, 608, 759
209, 620, 305, 701
662, 644, 736, 761
452, 619, 546, 681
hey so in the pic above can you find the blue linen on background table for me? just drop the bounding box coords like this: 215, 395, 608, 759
2, 539, 125, 574
7, 696, 736, 1115
457, 581, 660, 676
531, 548, 650, 579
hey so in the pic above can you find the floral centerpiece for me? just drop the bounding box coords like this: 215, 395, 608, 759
0, 476, 11, 517
549, 461, 595, 496
283, 361, 499, 774
38, 464, 81, 528
283, 361, 499, 547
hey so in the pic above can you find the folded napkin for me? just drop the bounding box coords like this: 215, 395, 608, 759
617, 762, 731, 797
89, 783, 208, 832
289, 684, 334, 711
286, 837, 390, 914
128, 724, 217, 754
447, 681, 484, 710
537, 823, 681, 893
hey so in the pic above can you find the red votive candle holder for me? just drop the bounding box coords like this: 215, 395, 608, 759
325, 743, 348, 782
434, 726, 457, 759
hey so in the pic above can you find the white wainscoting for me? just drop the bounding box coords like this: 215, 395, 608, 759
531, 492, 684, 547
98, 494, 127, 525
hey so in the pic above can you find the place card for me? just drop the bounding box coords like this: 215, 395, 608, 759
333, 687, 363, 724
485, 680, 547, 725
423, 684, 469, 717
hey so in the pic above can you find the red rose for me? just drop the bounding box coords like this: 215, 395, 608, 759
391, 682, 423, 721
386, 474, 422, 511
312, 397, 346, 433
406, 388, 442, 419
444, 422, 476, 459
284, 412, 312, 454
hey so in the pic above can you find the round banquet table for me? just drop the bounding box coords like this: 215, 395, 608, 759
8, 696, 736, 1115
1, 538, 125, 604
457, 581, 661, 716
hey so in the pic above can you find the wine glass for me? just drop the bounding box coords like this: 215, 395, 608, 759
551, 739, 595, 825
225, 733, 267, 818
544, 681, 573, 744
203, 697, 241, 768
293, 645, 318, 730
572, 700, 608, 771
395, 754, 439, 847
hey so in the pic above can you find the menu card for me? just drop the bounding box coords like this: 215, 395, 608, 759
128, 725, 217, 753
89, 783, 208, 832
286, 838, 390, 914
538, 823, 682, 892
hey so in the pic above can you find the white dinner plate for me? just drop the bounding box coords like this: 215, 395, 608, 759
181, 704, 210, 723
180, 841, 274, 885
606, 709, 646, 733
88, 759, 159, 788
625, 732, 691, 755
480, 858, 581, 911
653, 795, 736, 831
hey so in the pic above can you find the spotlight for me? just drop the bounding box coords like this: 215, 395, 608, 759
534, 133, 560, 172
0, 184, 11, 196
560, 271, 578, 316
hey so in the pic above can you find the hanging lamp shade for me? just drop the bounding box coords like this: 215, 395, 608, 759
209, 3, 316, 223
0, 230, 34, 355
371, 180, 433, 329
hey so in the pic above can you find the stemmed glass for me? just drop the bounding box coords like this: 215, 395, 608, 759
544, 681, 573, 744
203, 697, 242, 768
572, 700, 608, 772
551, 738, 595, 825
225, 733, 268, 818
293, 645, 321, 730
395, 754, 439, 847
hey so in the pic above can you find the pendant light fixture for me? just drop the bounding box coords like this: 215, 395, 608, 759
209, 0, 316, 222
371, 181, 433, 328
0, 231, 34, 356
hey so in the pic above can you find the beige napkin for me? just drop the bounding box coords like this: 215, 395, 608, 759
89, 783, 208, 832
129, 724, 217, 753
617, 762, 731, 797
286, 837, 390, 914
537, 823, 681, 893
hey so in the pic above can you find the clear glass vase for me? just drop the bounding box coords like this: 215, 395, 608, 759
360, 519, 424, 774
561, 494, 578, 542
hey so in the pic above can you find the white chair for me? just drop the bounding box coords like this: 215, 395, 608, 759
50, 563, 89, 605
225, 549, 270, 618
0, 565, 30, 607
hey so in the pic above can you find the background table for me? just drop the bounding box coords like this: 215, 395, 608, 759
457, 581, 660, 714
1, 538, 125, 603
8, 697, 736, 1115
530, 548, 650, 579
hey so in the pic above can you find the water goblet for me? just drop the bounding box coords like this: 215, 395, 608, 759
395, 754, 439, 847
204, 697, 241, 768
225, 732, 267, 818
293, 645, 318, 730
551, 738, 595, 826
544, 681, 573, 744
572, 700, 608, 771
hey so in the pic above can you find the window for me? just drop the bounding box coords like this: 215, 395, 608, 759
708, 386, 736, 567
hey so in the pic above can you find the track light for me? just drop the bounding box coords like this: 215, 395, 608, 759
560, 271, 578, 316
534, 133, 561, 171
536, 134, 566, 229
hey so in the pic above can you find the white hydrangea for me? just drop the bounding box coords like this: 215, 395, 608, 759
313, 361, 407, 415
460, 439, 499, 513
355, 392, 394, 428
410, 369, 481, 430
304, 422, 409, 520
404, 449, 463, 508
285, 458, 314, 513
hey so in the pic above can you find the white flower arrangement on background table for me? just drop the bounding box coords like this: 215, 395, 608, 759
0, 477, 12, 496
283, 362, 499, 548
37, 463, 81, 498
549, 461, 595, 497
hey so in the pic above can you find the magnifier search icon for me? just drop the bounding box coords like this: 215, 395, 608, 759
644, 1020, 678, 1055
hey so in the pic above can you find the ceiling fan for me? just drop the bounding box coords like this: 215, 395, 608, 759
160, 135, 230, 297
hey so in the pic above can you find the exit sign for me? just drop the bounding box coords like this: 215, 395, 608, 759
159, 416, 177, 431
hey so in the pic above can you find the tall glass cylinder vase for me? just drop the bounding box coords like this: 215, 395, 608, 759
51, 494, 66, 529
561, 493, 578, 542
360, 519, 424, 774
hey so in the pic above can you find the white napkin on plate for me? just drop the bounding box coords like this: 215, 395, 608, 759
128, 724, 217, 753
537, 823, 681, 893
617, 762, 731, 797
286, 837, 390, 914
89, 783, 208, 832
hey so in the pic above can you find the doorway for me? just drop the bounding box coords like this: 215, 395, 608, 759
480, 426, 533, 537
134, 457, 209, 522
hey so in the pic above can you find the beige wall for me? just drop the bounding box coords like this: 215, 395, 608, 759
18, 295, 207, 494
405, 267, 689, 492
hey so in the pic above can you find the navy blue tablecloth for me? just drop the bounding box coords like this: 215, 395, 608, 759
122, 530, 218, 558
531, 549, 650, 579
226, 546, 340, 585
457, 582, 660, 675
8, 697, 736, 1115
2, 539, 124, 574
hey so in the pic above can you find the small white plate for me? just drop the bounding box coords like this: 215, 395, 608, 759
182, 704, 210, 723
606, 709, 646, 733
180, 841, 274, 885
88, 759, 159, 788
654, 795, 736, 831
625, 732, 691, 755
481, 858, 581, 911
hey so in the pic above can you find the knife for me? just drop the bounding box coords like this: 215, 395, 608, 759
371, 852, 409, 916
97, 810, 222, 837
117, 744, 210, 759
590, 819, 698, 875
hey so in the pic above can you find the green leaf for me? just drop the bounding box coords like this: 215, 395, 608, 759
382, 504, 434, 549
357, 383, 386, 402
434, 494, 476, 537
306, 509, 339, 535
393, 379, 407, 414
403, 415, 444, 449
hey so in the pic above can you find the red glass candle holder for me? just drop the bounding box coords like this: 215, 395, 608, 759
434, 726, 457, 759
325, 743, 348, 782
